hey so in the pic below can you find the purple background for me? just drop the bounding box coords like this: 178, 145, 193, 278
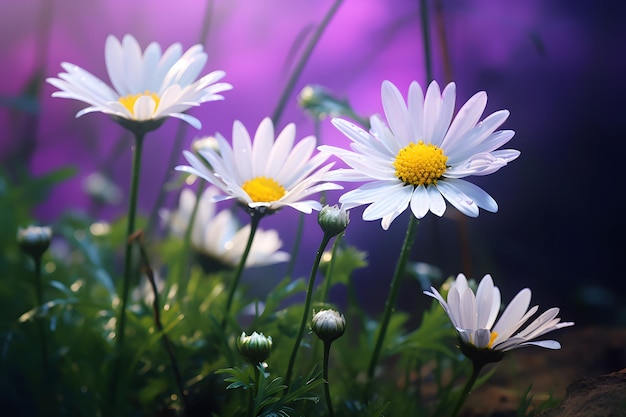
2, 0, 625, 324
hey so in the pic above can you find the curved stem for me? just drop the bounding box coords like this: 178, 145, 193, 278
178, 182, 206, 296
271, 0, 344, 125
284, 233, 333, 387
134, 232, 190, 417
450, 362, 484, 417
321, 233, 342, 303
322, 341, 335, 417
367, 215, 419, 379
223, 210, 264, 329
117, 132, 145, 347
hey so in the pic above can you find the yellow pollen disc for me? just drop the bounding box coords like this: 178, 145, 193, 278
241, 176, 286, 203
393, 141, 448, 186
487, 331, 499, 348
118, 91, 160, 115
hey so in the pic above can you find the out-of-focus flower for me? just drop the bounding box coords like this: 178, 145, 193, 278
424, 273, 574, 363
298, 84, 367, 126
82, 172, 123, 205
318, 204, 350, 237
320, 80, 519, 230
161, 187, 289, 269
47, 34, 232, 130
17, 225, 52, 259
237, 331, 273, 364
176, 117, 342, 214
311, 309, 346, 343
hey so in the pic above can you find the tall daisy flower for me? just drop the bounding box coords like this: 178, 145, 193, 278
162, 187, 289, 270
176, 117, 342, 214
320, 80, 520, 230
176, 117, 341, 326
424, 273, 574, 356
47, 34, 232, 131
425, 273, 573, 417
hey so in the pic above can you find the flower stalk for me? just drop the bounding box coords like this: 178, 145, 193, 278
222, 209, 265, 329
284, 232, 333, 387
131, 231, 190, 417
116, 131, 145, 348
367, 215, 419, 379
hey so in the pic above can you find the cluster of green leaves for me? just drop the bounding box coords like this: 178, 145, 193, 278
0, 168, 503, 417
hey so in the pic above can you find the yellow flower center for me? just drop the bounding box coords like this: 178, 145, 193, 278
118, 91, 160, 115
241, 176, 286, 203
487, 331, 499, 348
393, 141, 448, 186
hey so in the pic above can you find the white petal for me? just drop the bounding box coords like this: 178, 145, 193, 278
435, 181, 480, 217
381, 80, 411, 144
409, 185, 429, 219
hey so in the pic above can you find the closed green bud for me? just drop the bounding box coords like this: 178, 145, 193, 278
237, 331, 273, 364
17, 225, 52, 259
318, 205, 349, 237
311, 309, 346, 343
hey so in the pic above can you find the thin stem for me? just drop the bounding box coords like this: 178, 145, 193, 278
223, 210, 264, 329
33, 254, 48, 370
419, 0, 433, 83
285, 212, 304, 280
271, 0, 344, 125
322, 341, 335, 417
450, 362, 484, 417
116, 132, 145, 348
147, 0, 214, 233
321, 233, 342, 303
285, 233, 333, 387
248, 365, 261, 417
178, 181, 206, 295
367, 215, 419, 379
132, 231, 190, 417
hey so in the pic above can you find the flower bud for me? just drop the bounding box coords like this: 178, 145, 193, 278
192, 135, 220, 154
318, 205, 349, 237
237, 331, 273, 364
17, 225, 52, 259
311, 309, 346, 343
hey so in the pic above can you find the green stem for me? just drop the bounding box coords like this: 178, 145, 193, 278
285, 233, 333, 387
322, 341, 335, 417
135, 234, 190, 417
321, 233, 342, 303
450, 362, 484, 417
419, 0, 433, 83
271, 0, 344, 125
222, 210, 264, 329
147, 0, 214, 232
248, 365, 261, 417
116, 132, 145, 347
367, 215, 419, 379
33, 254, 48, 370
178, 182, 206, 295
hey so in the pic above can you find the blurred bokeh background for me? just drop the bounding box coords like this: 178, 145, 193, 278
2, 0, 625, 326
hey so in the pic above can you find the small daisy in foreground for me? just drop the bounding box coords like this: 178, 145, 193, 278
424, 273, 574, 362
319, 80, 520, 230
176, 117, 342, 214
161, 187, 289, 270
47, 34, 232, 130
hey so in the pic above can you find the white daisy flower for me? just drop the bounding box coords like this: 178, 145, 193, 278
424, 274, 574, 354
47, 34, 232, 130
175, 117, 342, 214
161, 187, 290, 269
319, 80, 520, 230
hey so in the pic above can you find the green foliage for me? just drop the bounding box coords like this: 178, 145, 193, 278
0, 165, 559, 417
